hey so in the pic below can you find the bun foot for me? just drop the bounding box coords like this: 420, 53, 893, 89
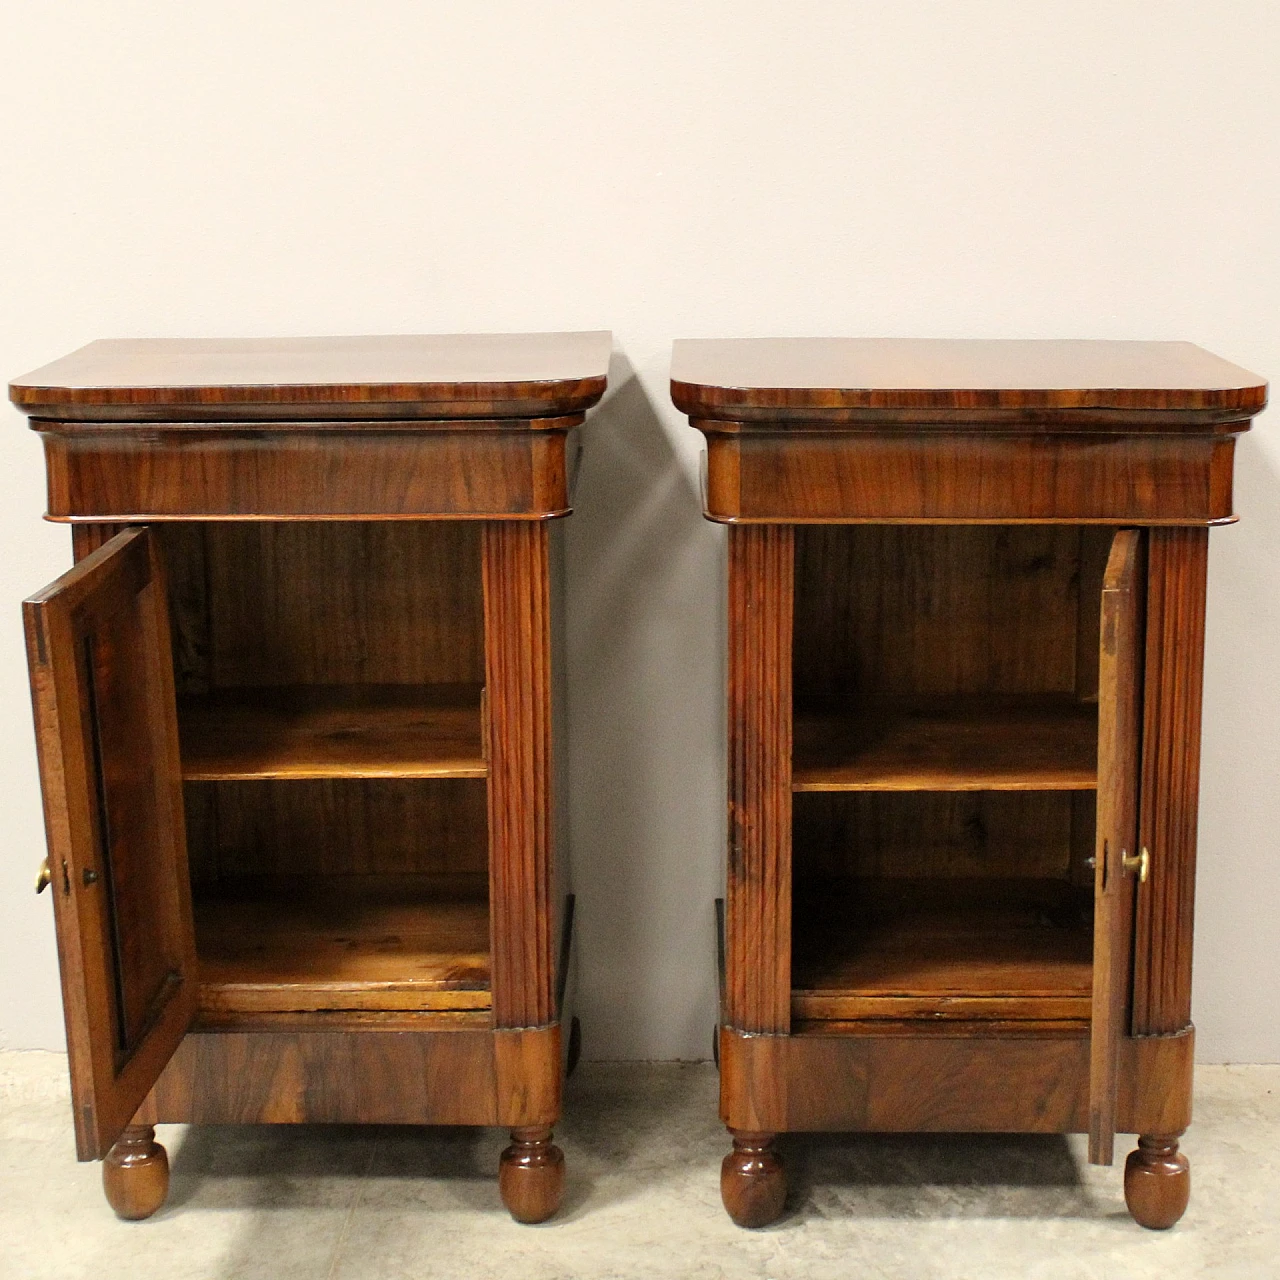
499, 1127, 565, 1223
1124, 1134, 1190, 1229
721, 1130, 785, 1227
102, 1125, 169, 1221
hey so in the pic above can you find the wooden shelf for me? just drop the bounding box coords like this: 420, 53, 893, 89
793, 697, 1098, 792
791, 877, 1093, 1022
179, 684, 486, 781
194, 873, 491, 1015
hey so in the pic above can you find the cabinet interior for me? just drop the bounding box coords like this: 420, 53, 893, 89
790, 524, 1117, 1027
159, 522, 491, 1019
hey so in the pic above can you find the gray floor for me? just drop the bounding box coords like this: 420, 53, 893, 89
0, 1053, 1276, 1279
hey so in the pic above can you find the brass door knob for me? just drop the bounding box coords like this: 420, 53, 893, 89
35, 858, 51, 894
1122, 847, 1150, 884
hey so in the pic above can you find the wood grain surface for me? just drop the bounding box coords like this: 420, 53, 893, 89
699, 430, 1238, 523
38, 423, 581, 519
673, 338, 1266, 419
725, 524, 794, 1035
793, 698, 1097, 792
1133, 528, 1209, 1035
719, 1023, 1194, 1137
791, 877, 1093, 1022
1090, 529, 1145, 1164
179, 684, 486, 780
194, 873, 491, 1015
23, 529, 196, 1159
12, 332, 612, 421
483, 521, 557, 1030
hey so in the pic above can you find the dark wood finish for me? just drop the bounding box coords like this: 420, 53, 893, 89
680, 338, 1262, 1228
494, 1024, 563, 1128
19, 336, 601, 1221
146, 1028, 498, 1125
1090, 531, 1145, 1165
791, 878, 1092, 1022
794, 791, 1082, 881
183, 779, 488, 885
681, 340, 1265, 524
101, 1125, 169, 1221
140, 1020, 562, 1129
793, 699, 1097, 792
37, 421, 582, 520
499, 1127, 566, 1224
23, 529, 196, 1160
725, 524, 793, 1034
793, 525, 1111, 701
672, 338, 1266, 420
179, 685, 485, 781
698, 429, 1237, 524
194, 874, 490, 1015
719, 1024, 1194, 1136
185, 521, 485, 687
1133, 529, 1209, 1035
11, 332, 612, 420
71, 522, 130, 561
1124, 1134, 1191, 1230
483, 521, 557, 1030
721, 1131, 786, 1228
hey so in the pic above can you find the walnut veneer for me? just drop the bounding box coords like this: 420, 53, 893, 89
15, 332, 609, 1222
673, 337, 1266, 1229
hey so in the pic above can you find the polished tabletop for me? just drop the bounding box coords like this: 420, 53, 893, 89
671, 338, 1267, 418
11, 332, 613, 421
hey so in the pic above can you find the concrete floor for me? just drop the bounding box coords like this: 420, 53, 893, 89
0, 1053, 1276, 1279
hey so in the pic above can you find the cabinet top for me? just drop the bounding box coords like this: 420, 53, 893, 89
10, 331, 612, 421
671, 338, 1267, 421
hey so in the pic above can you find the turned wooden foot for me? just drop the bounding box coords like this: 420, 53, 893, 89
102, 1125, 169, 1221
499, 1127, 565, 1223
721, 1129, 785, 1227
1124, 1134, 1190, 1229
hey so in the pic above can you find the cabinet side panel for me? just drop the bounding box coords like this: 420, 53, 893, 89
1133, 528, 1208, 1035
726, 524, 793, 1033
483, 522, 555, 1028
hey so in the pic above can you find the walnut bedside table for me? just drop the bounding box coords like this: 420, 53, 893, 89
671, 337, 1266, 1229
13, 331, 609, 1223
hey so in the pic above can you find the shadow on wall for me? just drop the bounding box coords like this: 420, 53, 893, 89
1195, 423, 1280, 1062
564, 351, 726, 1061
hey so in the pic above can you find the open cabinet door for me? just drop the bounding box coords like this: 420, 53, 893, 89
1089, 528, 1146, 1165
24, 528, 196, 1160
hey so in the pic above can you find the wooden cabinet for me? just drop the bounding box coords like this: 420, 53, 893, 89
671, 338, 1267, 1230
12, 332, 610, 1223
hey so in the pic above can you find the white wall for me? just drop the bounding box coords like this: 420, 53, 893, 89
1, 1, 1276, 1062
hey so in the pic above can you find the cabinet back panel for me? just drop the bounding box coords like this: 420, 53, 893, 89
159, 522, 484, 690
793, 791, 1074, 882
184, 778, 488, 882
794, 525, 1114, 703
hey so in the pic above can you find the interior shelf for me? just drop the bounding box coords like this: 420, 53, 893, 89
179, 684, 486, 781
792, 697, 1098, 793
194, 873, 491, 1015
790, 877, 1093, 1022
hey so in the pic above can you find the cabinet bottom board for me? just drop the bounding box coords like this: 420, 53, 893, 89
719, 1024, 1193, 1138
140, 1023, 562, 1129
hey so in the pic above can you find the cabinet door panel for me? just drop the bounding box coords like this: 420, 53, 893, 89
1089, 528, 1145, 1165
24, 528, 195, 1159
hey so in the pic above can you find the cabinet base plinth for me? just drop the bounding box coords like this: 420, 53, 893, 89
102, 1125, 169, 1221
